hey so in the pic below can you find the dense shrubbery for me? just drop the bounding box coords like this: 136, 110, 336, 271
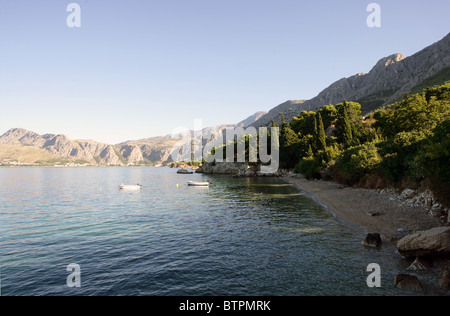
334, 142, 382, 184
284, 82, 450, 196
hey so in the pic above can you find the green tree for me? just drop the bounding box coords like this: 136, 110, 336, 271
291, 111, 316, 136
317, 112, 327, 151
342, 107, 353, 148
280, 120, 300, 169
318, 104, 338, 129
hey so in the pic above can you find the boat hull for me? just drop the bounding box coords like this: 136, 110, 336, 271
187, 181, 209, 187
120, 185, 142, 191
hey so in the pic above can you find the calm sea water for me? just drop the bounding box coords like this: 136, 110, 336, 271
0, 167, 430, 296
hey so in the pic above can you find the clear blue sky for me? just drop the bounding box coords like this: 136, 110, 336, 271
1, 0, 449, 144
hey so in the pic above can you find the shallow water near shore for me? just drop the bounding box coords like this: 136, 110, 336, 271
0, 167, 440, 296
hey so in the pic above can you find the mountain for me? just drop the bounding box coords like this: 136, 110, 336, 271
252, 32, 450, 127
0, 111, 267, 166
0, 128, 125, 165
118, 111, 268, 164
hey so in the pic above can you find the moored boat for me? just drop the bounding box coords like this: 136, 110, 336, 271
187, 181, 210, 187
120, 184, 143, 191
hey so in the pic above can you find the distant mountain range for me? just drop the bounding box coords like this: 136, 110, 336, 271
251, 32, 450, 128
0, 112, 267, 166
2, 32, 450, 166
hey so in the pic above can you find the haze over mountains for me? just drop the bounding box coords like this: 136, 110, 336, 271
1, 33, 450, 166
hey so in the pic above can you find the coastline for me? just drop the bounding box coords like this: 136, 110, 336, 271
281, 175, 445, 244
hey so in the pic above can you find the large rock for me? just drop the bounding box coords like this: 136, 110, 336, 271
200, 162, 250, 175
440, 270, 450, 290
397, 227, 450, 258
177, 168, 193, 174
394, 274, 423, 293
362, 233, 382, 248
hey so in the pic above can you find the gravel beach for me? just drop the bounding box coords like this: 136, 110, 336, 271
281, 176, 445, 243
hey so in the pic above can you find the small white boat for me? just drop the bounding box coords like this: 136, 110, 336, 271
120, 184, 143, 191
187, 181, 210, 187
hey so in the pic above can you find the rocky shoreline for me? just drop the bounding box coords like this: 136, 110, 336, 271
193, 162, 450, 293
281, 174, 450, 294
195, 162, 290, 177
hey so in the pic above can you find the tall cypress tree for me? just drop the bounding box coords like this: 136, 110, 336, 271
280, 121, 300, 169
313, 115, 318, 152
317, 112, 327, 151
342, 107, 353, 148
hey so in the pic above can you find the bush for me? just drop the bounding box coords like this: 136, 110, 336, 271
377, 130, 430, 182
295, 146, 340, 179
421, 119, 450, 185
295, 156, 320, 179
335, 142, 382, 185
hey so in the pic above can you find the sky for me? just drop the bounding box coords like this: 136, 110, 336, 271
0, 0, 449, 144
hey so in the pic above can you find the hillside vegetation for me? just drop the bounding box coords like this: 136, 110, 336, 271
278, 82, 450, 205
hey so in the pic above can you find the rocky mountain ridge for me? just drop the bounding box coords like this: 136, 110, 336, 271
0, 111, 267, 166
251, 32, 450, 127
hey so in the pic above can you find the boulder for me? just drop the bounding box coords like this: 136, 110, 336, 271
394, 274, 423, 293
362, 233, 382, 248
440, 270, 450, 290
177, 168, 193, 174
200, 162, 249, 175
397, 227, 450, 258
419, 190, 436, 207
400, 189, 416, 200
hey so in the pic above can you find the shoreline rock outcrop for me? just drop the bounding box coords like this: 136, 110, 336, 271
196, 162, 290, 177
362, 233, 382, 248
394, 274, 424, 293
397, 227, 450, 258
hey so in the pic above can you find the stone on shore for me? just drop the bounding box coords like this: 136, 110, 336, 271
397, 227, 450, 258
440, 270, 450, 290
196, 162, 289, 177
394, 274, 423, 293
198, 162, 249, 175
177, 168, 193, 174
362, 233, 382, 248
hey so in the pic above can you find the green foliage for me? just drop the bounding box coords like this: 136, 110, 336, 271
280, 121, 301, 169
356, 88, 399, 114
374, 88, 450, 138
317, 105, 338, 129
295, 145, 340, 179
335, 142, 382, 184
291, 111, 316, 136
295, 156, 319, 179
279, 82, 449, 194
420, 119, 450, 185
334, 101, 364, 147
377, 130, 430, 182
316, 113, 327, 152
342, 108, 354, 148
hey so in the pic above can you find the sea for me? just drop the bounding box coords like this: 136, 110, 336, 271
0, 167, 438, 296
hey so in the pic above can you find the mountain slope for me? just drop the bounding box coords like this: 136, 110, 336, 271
0, 111, 267, 166
252, 32, 450, 127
